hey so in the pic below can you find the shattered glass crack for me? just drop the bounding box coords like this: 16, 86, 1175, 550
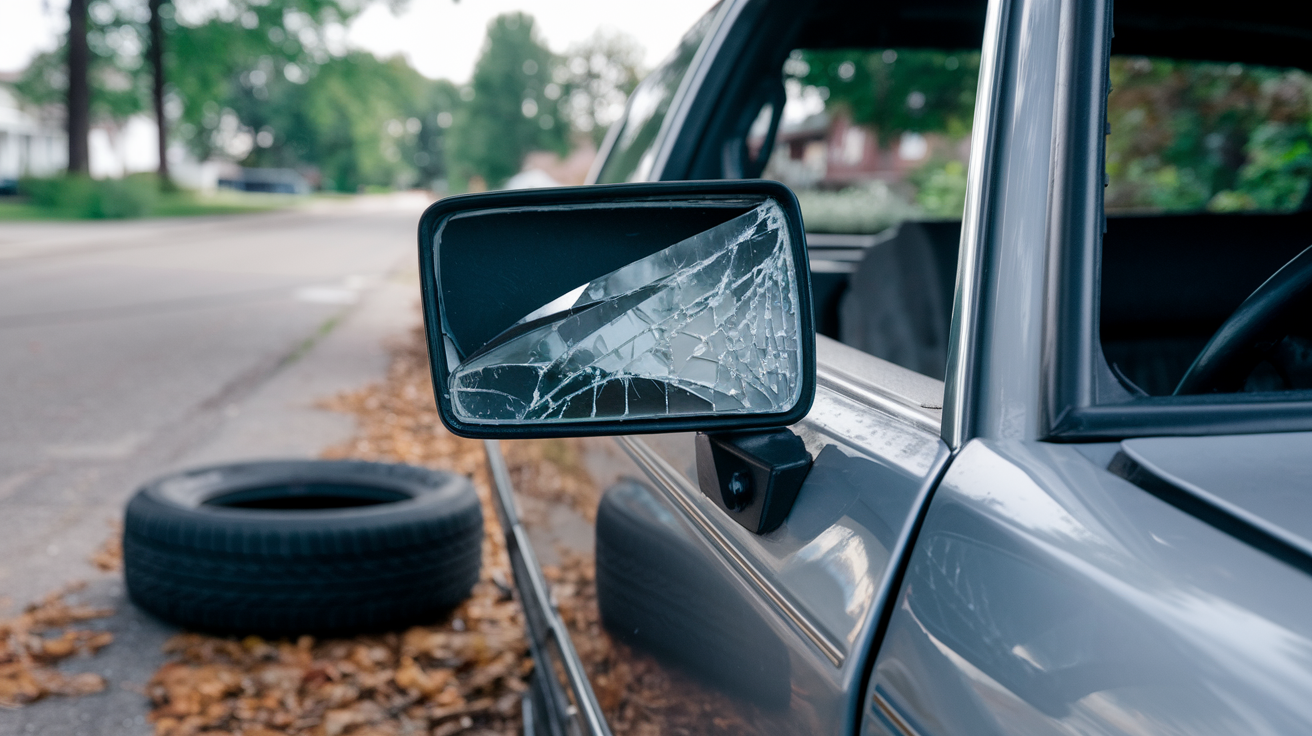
449, 201, 803, 423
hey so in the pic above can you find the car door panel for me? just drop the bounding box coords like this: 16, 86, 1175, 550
864, 439, 1312, 735
589, 338, 951, 733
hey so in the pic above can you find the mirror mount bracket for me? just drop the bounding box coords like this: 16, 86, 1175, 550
695, 429, 812, 534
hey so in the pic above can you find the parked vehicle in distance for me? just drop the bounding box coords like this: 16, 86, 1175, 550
418, 0, 1312, 733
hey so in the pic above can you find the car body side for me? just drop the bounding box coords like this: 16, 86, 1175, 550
505, 0, 1312, 733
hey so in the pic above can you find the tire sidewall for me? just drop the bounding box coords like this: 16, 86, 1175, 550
126, 459, 480, 555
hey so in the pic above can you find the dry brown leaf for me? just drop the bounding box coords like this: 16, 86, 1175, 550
90, 522, 124, 572
144, 325, 529, 736
0, 582, 114, 708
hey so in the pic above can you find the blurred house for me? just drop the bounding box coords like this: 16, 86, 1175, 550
1, 71, 226, 193
503, 168, 561, 190
766, 112, 830, 189
764, 110, 968, 190
505, 140, 598, 190
0, 72, 66, 192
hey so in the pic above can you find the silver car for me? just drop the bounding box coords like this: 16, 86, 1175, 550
418, 0, 1312, 733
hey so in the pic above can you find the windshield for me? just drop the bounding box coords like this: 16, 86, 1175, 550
593, 5, 719, 184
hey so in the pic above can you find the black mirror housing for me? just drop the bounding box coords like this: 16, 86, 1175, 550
417, 180, 816, 439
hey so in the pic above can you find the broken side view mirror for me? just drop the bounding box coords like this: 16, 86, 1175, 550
417, 180, 816, 439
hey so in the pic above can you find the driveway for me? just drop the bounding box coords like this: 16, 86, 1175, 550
0, 194, 428, 735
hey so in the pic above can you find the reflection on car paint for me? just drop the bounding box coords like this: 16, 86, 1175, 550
603, 383, 949, 734
597, 479, 792, 707
865, 440, 1312, 735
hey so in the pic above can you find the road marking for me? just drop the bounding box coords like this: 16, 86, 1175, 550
45, 431, 148, 460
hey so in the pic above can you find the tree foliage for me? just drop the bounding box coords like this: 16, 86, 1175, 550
1106, 57, 1312, 212
792, 49, 979, 145
15, 0, 151, 125
165, 0, 365, 161
560, 29, 645, 146
446, 13, 569, 191
229, 52, 460, 191
11, 3, 647, 192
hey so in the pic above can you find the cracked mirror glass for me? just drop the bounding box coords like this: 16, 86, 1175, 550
444, 200, 804, 424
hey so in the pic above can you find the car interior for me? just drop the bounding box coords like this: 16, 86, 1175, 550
684, 0, 1312, 396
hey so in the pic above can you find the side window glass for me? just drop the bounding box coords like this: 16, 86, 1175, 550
1105, 58, 1312, 215
594, 5, 719, 184
745, 102, 776, 167
763, 48, 979, 380
1099, 58, 1312, 398
768, 49, 979, 232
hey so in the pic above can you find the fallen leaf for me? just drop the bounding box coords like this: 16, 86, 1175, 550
144, 324, 530, 736
89, 522, 123, 572
0, 582, 114, 708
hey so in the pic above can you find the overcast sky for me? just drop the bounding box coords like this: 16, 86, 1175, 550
0, 0, 719, 81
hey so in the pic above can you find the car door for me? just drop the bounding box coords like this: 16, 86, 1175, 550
857, 0, 1312, 732
508, 1, 985, 733
579, 345, 949, 734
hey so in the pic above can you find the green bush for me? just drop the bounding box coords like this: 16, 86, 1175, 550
19, 175, 87, 209
911, 159, 970, 218
794, 180, 921, 234
100, 174, 159, 218
18, 174, 159, 218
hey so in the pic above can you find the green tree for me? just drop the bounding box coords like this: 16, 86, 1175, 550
1229, 119, 1312, 210
1105, 57, 1312, 212
793, 49, 979, 146
68, 0, 91, 172
155, 0, 461, 192
560, 29, 644, 146
447, 13, 569, 190
231, 52, 459, 191
165, 0, 369, 162
410, 78, 462, 187
148, 0, 170, 184
15, 0, 152, 158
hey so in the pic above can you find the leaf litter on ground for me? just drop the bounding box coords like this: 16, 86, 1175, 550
0, 581, 114, 708
310, 326, 763, 734
143, 327, 530, 736
4, 321, 761, 732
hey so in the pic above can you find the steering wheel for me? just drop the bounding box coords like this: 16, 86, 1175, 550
1175, 243, 1312, 395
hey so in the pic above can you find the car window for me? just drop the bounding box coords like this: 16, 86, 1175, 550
1105, 58, 1312, 214
1099, 59, 1312, 397
766, 48, 979, 234
754, 48, 977, 381
767, 52, 1312, 226
593, 5, 719, 184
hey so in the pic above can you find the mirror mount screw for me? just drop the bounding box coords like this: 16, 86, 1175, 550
724, 471, 753, 511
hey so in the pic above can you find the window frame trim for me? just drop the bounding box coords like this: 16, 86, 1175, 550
647, 0, 744, 182
1043, 0, 1312, 442
942, 0, 1013, 450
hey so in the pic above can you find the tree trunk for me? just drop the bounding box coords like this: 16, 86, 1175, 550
66, 0, 90, 174
149, 0, 170, 185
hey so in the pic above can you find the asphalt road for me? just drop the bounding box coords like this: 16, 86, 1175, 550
0, 194, 428, 734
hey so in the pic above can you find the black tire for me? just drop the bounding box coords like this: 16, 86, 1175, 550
123, 459, 482, 636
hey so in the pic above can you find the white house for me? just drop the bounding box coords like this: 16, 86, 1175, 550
0, 73, 67, 184
0, 71, 221, 190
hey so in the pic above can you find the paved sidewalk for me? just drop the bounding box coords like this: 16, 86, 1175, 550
0, 207, 423, 736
